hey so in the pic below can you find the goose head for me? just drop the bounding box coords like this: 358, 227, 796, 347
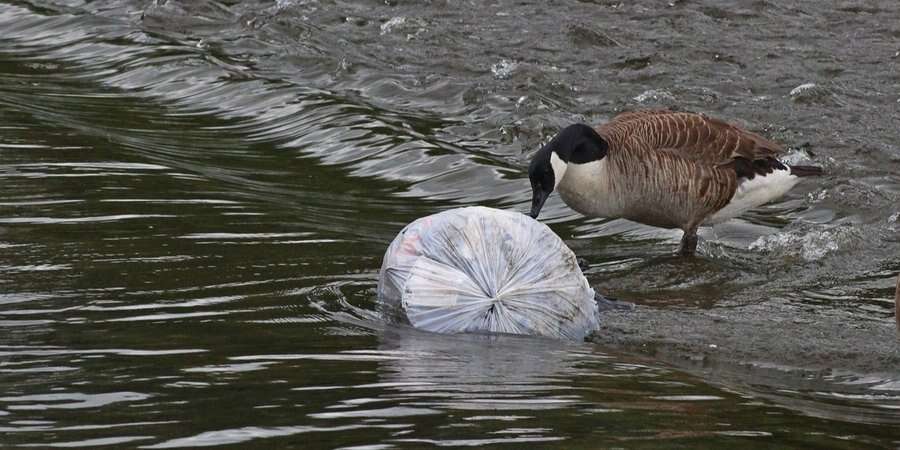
528, 124, 608, 219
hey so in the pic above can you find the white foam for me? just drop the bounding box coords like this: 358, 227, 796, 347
380, 16, 407, 34
491, 59, 518, 80
790, 82, 817, 97
749, 226, 856, 261
633, 89, 675, 103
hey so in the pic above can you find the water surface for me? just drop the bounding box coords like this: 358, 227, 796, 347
2, 0, 900, 448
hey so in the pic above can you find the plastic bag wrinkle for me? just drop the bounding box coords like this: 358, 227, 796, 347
377, 206, 600, 340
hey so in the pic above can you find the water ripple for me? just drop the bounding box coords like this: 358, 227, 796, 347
0, 392, 151, 411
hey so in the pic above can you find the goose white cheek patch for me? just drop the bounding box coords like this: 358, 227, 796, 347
550, 152, 567, 189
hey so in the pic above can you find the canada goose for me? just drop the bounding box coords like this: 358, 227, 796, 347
528, 109, 823, 256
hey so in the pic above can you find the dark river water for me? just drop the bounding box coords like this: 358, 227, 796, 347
2, 0, 900, 448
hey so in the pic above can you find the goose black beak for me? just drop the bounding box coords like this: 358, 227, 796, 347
529, 188, 549, 219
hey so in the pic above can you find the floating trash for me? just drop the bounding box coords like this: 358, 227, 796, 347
377, 206, 599, 340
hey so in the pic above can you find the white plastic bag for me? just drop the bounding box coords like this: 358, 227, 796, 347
377, 206, 599, 340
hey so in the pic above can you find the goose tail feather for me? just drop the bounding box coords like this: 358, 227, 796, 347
788, 165, 823, 177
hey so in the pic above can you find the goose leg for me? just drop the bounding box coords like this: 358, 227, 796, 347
677, 228, 699, 257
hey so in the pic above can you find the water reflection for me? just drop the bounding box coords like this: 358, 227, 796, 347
376, 329, 588, 412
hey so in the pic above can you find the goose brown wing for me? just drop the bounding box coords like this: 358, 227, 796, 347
602, 110, 784, 166
600, 110, 787, 213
